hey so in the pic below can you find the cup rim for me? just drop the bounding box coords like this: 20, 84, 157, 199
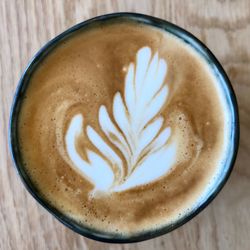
9, 12, 239, 243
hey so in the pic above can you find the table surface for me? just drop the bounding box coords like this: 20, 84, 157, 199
0, 1, 249, 249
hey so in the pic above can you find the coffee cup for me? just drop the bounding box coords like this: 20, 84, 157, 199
9, 13, 239, 243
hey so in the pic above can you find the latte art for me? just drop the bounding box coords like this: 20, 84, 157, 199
17, 20, 231, 235
65, 47, 177, 194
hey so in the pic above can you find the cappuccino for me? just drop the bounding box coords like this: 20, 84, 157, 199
17, 19, 231, 235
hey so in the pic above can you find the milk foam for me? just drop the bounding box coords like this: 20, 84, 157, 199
188, 60, 233, 209
18, 20, 233, 235
65, 47, 177, 194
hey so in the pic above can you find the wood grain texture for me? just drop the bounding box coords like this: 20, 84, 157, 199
0, 0, 249, 249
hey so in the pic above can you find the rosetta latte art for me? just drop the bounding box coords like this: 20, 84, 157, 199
65, 47, 177, 195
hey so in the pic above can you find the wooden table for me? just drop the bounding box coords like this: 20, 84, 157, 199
0, 1, 249, 249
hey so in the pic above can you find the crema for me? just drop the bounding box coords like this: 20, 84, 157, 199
18, 20, 230, 235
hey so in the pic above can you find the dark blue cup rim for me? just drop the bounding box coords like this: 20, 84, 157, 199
9, 12, 239, 243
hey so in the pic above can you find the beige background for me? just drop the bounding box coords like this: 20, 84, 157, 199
0, 1, 249, 249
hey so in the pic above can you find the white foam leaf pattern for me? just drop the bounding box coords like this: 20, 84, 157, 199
137, 117, 164, 154
65, 115, 114, 191
65, 47, 177, 194
98, 105, 131, 165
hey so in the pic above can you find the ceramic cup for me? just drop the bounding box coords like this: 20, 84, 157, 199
9, 13, 239, 243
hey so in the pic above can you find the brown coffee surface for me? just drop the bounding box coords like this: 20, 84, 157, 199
18, 20, 227, 235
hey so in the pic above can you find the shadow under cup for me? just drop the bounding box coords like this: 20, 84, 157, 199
9, 13, 239, 243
